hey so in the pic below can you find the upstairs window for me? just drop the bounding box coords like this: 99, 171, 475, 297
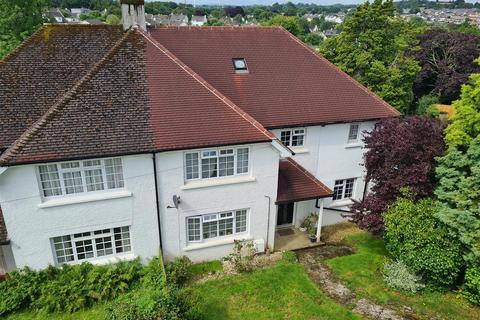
333, 178, 355, 200
38, 158, 124, 198
185, 147, 249, 181
348, 123, 360, 144
280, 128, 305, 147
232, 58, 248, 73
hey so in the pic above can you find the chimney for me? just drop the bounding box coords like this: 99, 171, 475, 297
121, 0, 146, 31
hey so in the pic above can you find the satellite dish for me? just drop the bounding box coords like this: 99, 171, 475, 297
172, 195, 181, 209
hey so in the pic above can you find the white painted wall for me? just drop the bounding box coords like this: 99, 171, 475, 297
0, 244, 16, 273
0, 154, 159, 270
156, 143, 280, 263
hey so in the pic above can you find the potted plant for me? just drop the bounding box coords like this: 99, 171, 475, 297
308, 234, 317, 243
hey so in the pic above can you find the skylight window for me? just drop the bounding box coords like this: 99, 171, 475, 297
232, 58, 248, 73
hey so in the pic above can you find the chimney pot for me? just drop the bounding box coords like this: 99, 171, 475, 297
121, 0, 146, 31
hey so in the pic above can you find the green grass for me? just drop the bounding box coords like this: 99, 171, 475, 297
5, 304, 107, 320
190, 260, 223, 277
325, 232, 480, 320
191, 260, 364, 320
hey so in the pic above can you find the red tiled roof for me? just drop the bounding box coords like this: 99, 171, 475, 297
0, 26, 273, 166
276, 157, 332, 204
0, 207, 8, 244
151, 26, 400, 129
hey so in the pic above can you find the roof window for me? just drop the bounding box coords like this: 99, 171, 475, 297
232, 58, 248, 73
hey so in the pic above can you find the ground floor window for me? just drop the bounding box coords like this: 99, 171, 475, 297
186, 209, 248, 243
52, 226, 131, 264
333, 178, 356, 200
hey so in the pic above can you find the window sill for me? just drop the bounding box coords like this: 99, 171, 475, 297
183, 236, 253, 252
344, 143, 362, 149
181, 176, 256, 190
329, 199, 354, 208
290, 147, 309, 154
68, 253, 136, 266
38, 190, 133, 208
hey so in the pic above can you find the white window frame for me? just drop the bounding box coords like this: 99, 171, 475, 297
184, 146, 250, 181
51, 226, 132, 265
332, 178, 356, 201
37, 157, 125, 199
186, 209, 249, 244
280, 128, 306, 147
347, 123, 360, 144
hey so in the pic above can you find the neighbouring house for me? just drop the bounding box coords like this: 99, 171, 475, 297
45, 8, 66, 23
169, 14, 188, 26
0, 0, 398, 274
191, 15, 207, 26
70, 7, 89, 21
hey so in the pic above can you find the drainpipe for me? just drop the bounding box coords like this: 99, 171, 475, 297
152, 153, 163, 250
315, 198, 324, 243
264, 195, 271, 251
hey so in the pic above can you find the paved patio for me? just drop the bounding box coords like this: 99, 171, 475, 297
274, 227, 324, 251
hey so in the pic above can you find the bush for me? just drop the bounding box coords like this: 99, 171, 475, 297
384, 196, 464, 289
107, 258, 201, 320
224, 240, 256, 273
0, 259, 143, 315
463, 266, 480, 306
165, 256, 193, 287
383, 260, 425, 293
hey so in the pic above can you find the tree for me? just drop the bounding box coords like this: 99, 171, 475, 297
384, 196, 463, 288
443, 67, 480, 150
0, 0, 50, 59
264, 16, 301, 37
352, 116, 446, 234
105, 14, 120, 25
410, 29, 480, 104
320, 0, 422, 113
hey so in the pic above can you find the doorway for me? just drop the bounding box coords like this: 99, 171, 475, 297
277, 202, 294, 227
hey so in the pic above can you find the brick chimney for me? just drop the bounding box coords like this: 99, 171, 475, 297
121, 0, 146, 31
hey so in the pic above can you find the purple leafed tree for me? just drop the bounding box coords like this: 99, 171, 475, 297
411, 29, 480, 104
351, 116, 446, 234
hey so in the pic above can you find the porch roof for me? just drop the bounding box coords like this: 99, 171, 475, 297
276, 158, 333, 204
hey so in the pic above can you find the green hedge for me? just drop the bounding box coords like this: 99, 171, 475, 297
464, 266, 480, 306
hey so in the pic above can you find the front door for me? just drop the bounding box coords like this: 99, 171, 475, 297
277, 203, 294, 227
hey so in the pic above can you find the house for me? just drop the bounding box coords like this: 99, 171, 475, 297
191, 15, 207, 26
70, 7, 89, 21
0, 0, 398, 274
169, 14, 188, 26
45, 8, 66, 23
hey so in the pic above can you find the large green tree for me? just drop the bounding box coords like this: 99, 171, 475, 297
0, 0, 49, 59
320, 0, 421, 113
435, 70, 480, 265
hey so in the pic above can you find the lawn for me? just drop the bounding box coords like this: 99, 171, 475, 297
325, 232, 480, 320
5, 304, 107, 320
191, 259, 364, 320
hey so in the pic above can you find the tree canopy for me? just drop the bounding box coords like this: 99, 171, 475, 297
352, 116, 446, 234
0, 0, 49, 59
410, 29, 480, 104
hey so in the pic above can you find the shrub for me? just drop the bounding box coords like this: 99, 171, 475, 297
224, 240, 256, 273
384, 196, 464, 288
0, 259, 143, 315
463, 266, 480, 306
301, 213, 319, 236
383, 260, 425, 293
165, 256, 193, 287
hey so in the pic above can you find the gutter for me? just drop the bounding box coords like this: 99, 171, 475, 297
0, 240, 10, 246
152, 153, 163, 249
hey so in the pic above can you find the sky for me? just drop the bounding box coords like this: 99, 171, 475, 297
147, 0, 478, 5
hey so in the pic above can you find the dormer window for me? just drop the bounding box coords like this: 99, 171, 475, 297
232, 58, 248, 73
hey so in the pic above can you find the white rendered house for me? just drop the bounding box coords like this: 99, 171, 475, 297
0, 1, 398, 273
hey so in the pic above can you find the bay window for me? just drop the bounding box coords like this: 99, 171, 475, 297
52, 226, 131, 264
186, 209, 248, 243
185, 147, 249, 181
38, 158, 124, 198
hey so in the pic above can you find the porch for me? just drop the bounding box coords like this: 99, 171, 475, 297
274, 227, 324, 251
273, 158, 333, 251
